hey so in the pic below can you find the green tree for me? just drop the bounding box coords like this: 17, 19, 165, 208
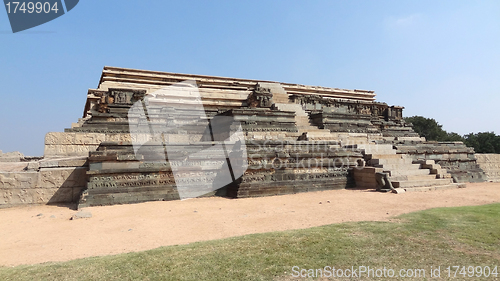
404, 116, 447, 141
464, 132, 500, 153
444, 132, 465, 142
405, 116, 499, 153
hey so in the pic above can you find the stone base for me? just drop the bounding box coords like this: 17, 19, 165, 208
0, 158, 88, 208
79, 140, 363, 207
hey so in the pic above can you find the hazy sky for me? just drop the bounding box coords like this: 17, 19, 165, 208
1, 1, 499, 156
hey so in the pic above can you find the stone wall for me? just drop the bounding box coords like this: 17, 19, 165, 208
0, 130, 95, 208
475, 154, 500, 182
0, 156, 87, 208
292, 94, 418, 138
228, 140, 361, 198
79, 139, 362, 207
45, 132, 105, 157
394, 141, 486, 183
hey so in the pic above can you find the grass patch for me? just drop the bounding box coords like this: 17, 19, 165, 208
1, 203, 499, 280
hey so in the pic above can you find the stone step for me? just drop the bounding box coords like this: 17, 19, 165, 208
274, 103, 308, 116
431, 168, 452, 178
296, 121, 312, 125
392, 178, 453, 188
368, 158, 414, 165
389, 169, 432, 176
274, 102, 335, 140
355, 166, 385, 173
273, 97, 290, 102
435, 172, 453, 179
364, 150, 397, 155
390, 174, 438, 182
355, 144, 397, 155
296, 123, 316, 127
272, 93, 289, 100
308, 136, 343, 141
374, 163, 421, 170
273, 99, 289, 103
247, 132, 290, 141
347, 144, 392, 149
297, 128, 326, 132
355, 143, 394, 150
413, 159, 436, 165
403, 183, 466, 192
366, 153, 407, 160
421, 163, 441, 169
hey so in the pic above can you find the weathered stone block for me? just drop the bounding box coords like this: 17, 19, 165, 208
0, 172, 38, 189
45, 132, 105, 145
44, 144, 99, 157
0, 187, 82, 206
39, 157, 88, 168
0, 150, 24, 162
37, 167, 87, 188
0, 162, 29, 172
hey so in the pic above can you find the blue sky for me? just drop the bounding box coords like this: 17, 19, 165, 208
1, 1, 499, 156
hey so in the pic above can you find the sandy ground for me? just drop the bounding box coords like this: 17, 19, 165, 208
1, 182, 499, 267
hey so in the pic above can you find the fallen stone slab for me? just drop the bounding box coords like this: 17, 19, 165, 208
404, 183, 466, 192
404, 186, 435, 192
71, 210, 92, 220
392, 188, 406, 194
0, 162, 29, 172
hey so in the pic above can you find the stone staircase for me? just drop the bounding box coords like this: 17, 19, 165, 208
352, 143, 463, 192
269, 86, 465, 192
273, 92, 339, 140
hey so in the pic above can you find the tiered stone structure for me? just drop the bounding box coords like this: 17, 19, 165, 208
394, 141, 486, 183
352, 144, 461, 192
0, 66, 488, 208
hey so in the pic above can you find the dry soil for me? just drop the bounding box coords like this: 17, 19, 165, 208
1, 182, 499, 266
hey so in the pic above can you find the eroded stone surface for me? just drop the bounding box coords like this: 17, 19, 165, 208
0, 150, 24, 162
476, 154, 500, 182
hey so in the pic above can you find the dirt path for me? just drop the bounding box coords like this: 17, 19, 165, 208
1, 182, 499, 267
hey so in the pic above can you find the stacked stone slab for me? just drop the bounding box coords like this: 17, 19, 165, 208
228, 140, 361, 198
352, 144, 460, 191
270, 83, 338, 141
475, 154, 500, 182
80, 140, 362, 207
394, 141, 485, 183
0, 150, 86, 208
292, 94, 419, 138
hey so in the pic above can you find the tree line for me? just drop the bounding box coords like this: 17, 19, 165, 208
404, 116, 500, 154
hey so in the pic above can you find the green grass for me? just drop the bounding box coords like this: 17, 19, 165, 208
1, 203, 499, 280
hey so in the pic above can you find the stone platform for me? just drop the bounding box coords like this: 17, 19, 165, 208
0, 66, 489, 208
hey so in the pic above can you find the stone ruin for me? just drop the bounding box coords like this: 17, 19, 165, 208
0, 66, 492, 208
